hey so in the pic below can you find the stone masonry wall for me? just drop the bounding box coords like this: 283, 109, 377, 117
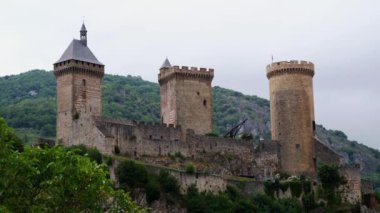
54, 59, 104, 146
253, 140, 280, 180
315, 138, 344, 166
89, 118, 279, 178
339, 164, 362, 204
56, 73, 73, 145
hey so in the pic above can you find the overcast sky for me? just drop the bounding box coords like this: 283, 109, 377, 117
0, 0, 379, 150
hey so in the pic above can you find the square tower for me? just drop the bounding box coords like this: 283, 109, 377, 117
54, 23, 104, 145
158, 59, 214, 135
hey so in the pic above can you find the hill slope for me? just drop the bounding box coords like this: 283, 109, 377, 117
0, 70, 379, 188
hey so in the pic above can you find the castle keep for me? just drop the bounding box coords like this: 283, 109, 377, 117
54, 24, 362, 204
54, 23, 104, 146
159, 61, 214, 135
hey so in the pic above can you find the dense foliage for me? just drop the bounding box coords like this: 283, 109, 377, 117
0, 118, 143, 212
317, 165, 347, 206
186, 185, 303, 213
116, 160, 181, 204
0, 70, 379, 188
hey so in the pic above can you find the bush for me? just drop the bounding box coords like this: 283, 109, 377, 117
0, 118, 24, 152
289, 181, 303, 198
68, 145, 102, 164
116, 160, 148, 189
185, 163, 195, 174
318, 165, 345, 189
158, 170, 180, 195
240, 133, 253, 140
302, 192, 316, 211
375, 192, 380, 201
105, 156, 113, 166
205, 132, 218, 137
145, 179, 161, 204
174, 152, 185, 160
0, 144, 143, 212
86, 147, 102, 164
276, 171, 290, 180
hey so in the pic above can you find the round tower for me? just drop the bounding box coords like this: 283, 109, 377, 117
266, 60, 316, 176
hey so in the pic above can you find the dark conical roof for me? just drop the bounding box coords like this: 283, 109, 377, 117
80, 23, 87, 32
160, 58, 172, 68
56, 39, 103, 65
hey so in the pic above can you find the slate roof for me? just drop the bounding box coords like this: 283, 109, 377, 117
56, 39, 103, 65
160, 58, 172, 68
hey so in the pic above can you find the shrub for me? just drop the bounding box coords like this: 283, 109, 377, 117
278, 198, 303, 212
279, 182, 290, 192
168, 152, 175, 160
302, 180, 312, 194
289, 181, 303, 198
145, 179, 161, 204
105, 156, 113, 166
174, 152, 185, 160
276, 171, 290, 180
264, 180, 278, 198
318, 165, 345, 189
302, 192, 316, 211
158, 170, 180, 195
205, 132, 218, 137
375, 192, 380, 203
69, 144, 88, 155
240, 133, 253, 140
185, 163, 195, 174
116, 160, 148, 189
68, 145, 102, 164
86, 147, 102, 164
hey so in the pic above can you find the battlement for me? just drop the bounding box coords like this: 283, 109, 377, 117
158, 65, 214, 84
54, 59, 104, 78
266, 60, 314, 79
133, 120, 181, 130
94, 116, 134, 126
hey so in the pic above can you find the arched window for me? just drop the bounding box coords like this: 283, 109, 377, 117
203, 99, 207, 106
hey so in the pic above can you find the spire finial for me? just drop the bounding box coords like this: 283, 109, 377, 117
160, 57, 172, 69
80, 19, 87, 46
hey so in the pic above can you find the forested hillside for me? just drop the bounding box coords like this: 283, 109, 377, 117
0, 70, 379, 188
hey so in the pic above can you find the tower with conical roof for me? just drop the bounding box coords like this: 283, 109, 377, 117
158, 58, 214, 135
54, 23, 104, 145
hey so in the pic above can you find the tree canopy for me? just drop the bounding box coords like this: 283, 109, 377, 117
0, 118, 144, 212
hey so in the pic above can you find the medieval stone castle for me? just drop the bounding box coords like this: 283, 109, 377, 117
53, 23, 363, 204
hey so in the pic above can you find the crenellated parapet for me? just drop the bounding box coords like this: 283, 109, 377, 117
158, 65, 214, 84
94, 116, 134, 126
54, 59, 104, 78
134, 121, 181, 131
266, 60, 314, 79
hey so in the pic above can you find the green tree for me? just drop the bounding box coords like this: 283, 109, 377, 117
0, 118, 143, 212
0, 118, 23, 152
116, 160, 149, 189
318, 165, 346, 205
